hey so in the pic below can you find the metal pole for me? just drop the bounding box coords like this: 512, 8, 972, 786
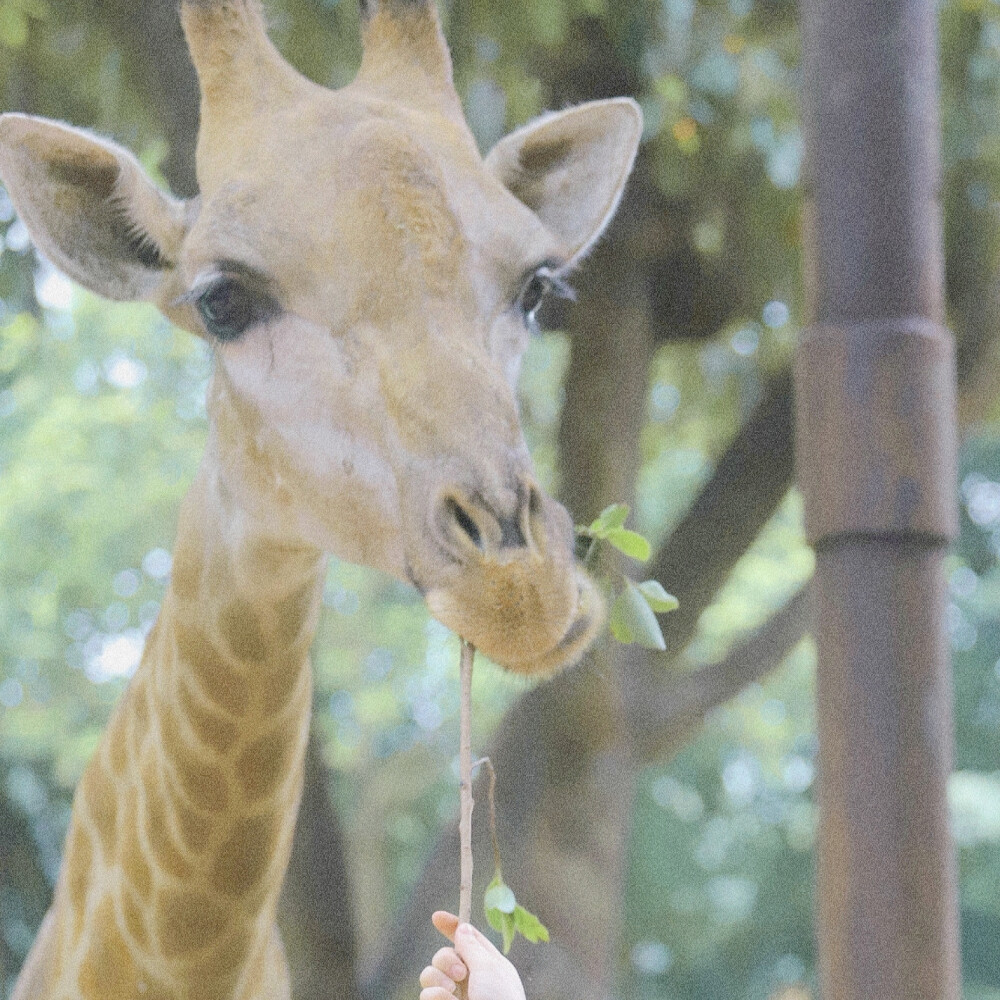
796, 3, 962, 1000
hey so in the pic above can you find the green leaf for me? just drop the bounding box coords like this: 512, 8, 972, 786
637, 580, 679, 613
484, 874, 518, 952
579, 503, 630, 539
604, 528, 651, 562
609, 588, 636, 644
610, 581, 666, 650
485, 905, 517, 953
484, 879, 517, 915
483, 876, 549, 954
512, 905, 550, 944
593, 503, 630, 534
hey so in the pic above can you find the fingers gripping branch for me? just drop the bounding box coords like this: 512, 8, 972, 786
424, 914, 528, 1000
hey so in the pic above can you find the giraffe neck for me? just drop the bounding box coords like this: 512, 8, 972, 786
47, 443, 327, 1000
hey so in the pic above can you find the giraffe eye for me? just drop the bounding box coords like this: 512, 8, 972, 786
518, 272, 552, 319
196, 275, 277, 342
516, 264, 574, 328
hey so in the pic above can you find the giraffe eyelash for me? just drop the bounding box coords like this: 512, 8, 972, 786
543, 268, 576, 302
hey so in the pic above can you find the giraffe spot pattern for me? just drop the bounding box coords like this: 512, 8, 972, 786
121, 887, 150, 949
241, 537, 317, 583
210, 813, 277, 898
133, 676, 151, 731
180, 928, 249, 999
143, 774, 193, 880
155, 888, 229, 959
170, 549, 203, 601
259, 656, 306, 712
64, 823, 92, 927
80, 758, 118, 856
77, 898, 170, 1000
236, 726, 295, 802
106, 699, 129, 778
175, 750, 230, 813
160, 699, 231, 813
127, 694, 146, 761
120, 791, 153, 900
176, 796, 214, 854
180, 676, 238, 754
220, 600, 269, 663
177, 625, 250, 716
273, 580, 318, 647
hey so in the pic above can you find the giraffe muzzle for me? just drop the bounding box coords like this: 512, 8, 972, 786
424, 480, 605, 675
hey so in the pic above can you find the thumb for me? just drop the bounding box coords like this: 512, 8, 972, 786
454, 923, 497, 967
432, 911, 459, 944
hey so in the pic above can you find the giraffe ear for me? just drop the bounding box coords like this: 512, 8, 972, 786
0, 113, 188, 303
486, 97, 642, 263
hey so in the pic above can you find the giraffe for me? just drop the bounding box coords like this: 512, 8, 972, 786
0, 1, 642, 996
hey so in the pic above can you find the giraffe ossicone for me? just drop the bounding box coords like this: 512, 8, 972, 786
1, 1, 642, 996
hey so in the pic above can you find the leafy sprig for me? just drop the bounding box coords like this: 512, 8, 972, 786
577, 502, 651, 561
477, 757, 549, 954
459, 504, 673, 957
484, 874, 550, 954
577, 503, 679, 651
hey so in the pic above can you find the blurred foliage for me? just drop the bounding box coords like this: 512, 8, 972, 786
0, 0, 998, 998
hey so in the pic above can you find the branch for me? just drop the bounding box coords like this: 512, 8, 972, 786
650, 371, 795, 660
458, 641, 475, 927
360, 668, 571, 1000
627, 587, 811, 761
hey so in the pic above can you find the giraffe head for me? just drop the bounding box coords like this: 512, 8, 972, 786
0, 0, 641, 675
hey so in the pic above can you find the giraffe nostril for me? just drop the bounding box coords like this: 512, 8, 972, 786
444, 496, 483, 551
437, 483, 551, 561
528, 484, 543, 516
523, 483, 547, 551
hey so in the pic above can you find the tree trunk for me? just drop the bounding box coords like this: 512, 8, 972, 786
798, 3, 962, 998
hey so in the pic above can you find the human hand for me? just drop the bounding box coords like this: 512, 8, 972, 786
419, 911, 527, 1000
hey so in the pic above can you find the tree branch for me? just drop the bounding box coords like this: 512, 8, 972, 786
628, 587, 811, 760
650, 371, 795, 658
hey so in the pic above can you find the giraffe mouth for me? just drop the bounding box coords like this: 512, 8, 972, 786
496, 568, 605, 676
557, 605, 594, 649
424, 564, 605, 677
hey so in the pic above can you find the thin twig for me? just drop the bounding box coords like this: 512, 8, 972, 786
474, 757, 502, 875
458, 640, 475, 926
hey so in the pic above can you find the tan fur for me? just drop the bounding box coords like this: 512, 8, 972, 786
0, 2, 641, 995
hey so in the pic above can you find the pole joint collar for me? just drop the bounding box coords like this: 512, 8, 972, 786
795, 317, 957, 547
